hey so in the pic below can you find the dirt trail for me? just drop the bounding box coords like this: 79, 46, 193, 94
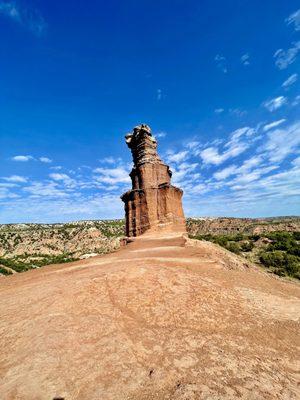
0, 233, 299, 400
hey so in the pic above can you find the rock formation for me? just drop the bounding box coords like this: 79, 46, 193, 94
121, 124, 185, 236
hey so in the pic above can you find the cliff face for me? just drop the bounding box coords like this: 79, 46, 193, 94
121, 124, 185, 236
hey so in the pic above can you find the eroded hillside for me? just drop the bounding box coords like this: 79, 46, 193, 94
0, 220, 123, 275
0, 216, 299, 276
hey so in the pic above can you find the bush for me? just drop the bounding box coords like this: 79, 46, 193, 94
226, 242, 241, 254
292, 231, 300, 240
240, 241, 254, 252
0, 266, 13, 276
265, 231, 300, 257
259, 250, 300, 279
214, 235, 228, 247
249, 234, 260, 241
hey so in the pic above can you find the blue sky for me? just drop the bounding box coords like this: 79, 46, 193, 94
0, 0, 300, 223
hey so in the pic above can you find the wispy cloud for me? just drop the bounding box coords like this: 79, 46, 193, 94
282, 73, 298, 88
39, 156, 52, 163
274, 41, 300, 69
2, 175, 27, 183
0, 1, 46, 36
213, 165, 237, 180
93, 166, 130, 185
23, 182, 69, 198
215, 54, 227, 73
166, 150, 188, 163
155, 131, 167, 138
99, 156, 122, 164
292, 95, 300, 106
241, 53, 250, 65
49, 173, 76, 187
229, 108, 247, 117
261, 121, 300, 162
200, 127, 255, 165
263, 96, 287, 112
214, 108, 224, 114
263, 119, 286, 132
286, 9, 300, 31
171, 162, 200, 186
11, 155, 33, 162
157, 88, 162, 101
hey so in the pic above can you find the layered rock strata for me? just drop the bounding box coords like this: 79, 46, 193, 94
121, 124, 185, 236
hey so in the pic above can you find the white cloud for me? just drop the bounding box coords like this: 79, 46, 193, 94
212, 155, 266, 183
200, 147, 223, 165
0, 192, 123, 223
200, 143, 247, 165
171, 162, 199, 185
0, 182, 18, 188
262, 121, 300, 162
263, 119, 286, 132
23, 182, 69, 198
291, 95, 300, 106
0, 1, 46, 36
226, 126, 255, 144
157, 88, 162, 101
214, 108, 224, 114
230, 166, 278, 186
215, 54, 227, 73
241, 53, 250, 65
0, 187, 19, 200
286, 9, 300, 31
11, 155, 33, 162
274, 41, 300, 69
263, 96, 287, 112
239, 155, 263, 172
155, 131, 167, 138
93, 166, 130, 185
200, 127, 255, 165
292, 156, 300, 167
2, 175, 27, 183
213, 165, 237, 180
49, 173, 75, 187
39, 156, 52, 163
166, 150, 188, 163
282, 73, 298, 88
50, 165, 62, 170
229, 108, 247, 117
99, 156, 122, 164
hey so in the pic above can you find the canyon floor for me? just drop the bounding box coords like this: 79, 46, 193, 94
0, 233, 299, 400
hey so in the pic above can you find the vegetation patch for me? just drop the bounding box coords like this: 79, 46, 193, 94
191, 231, 300, 280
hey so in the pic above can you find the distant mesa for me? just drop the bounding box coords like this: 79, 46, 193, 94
121, 124, 186, 237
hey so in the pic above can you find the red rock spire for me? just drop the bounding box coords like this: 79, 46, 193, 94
121, 124, 186, 237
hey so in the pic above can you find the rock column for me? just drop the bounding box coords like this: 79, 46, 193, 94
121, 124, 186, 237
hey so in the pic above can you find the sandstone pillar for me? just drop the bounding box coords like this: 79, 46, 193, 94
121, 124, 186, 236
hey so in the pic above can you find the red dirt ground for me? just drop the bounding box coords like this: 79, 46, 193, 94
0, 233, 299, 400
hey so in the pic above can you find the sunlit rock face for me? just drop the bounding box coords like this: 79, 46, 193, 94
121, 124, 186, 237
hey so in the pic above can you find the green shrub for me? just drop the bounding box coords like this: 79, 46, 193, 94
0, 266, 13, 276
292, 231, 300, 240
240, 241, 254, 252
225, 242, 241, 254
259, 250, 300, 279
